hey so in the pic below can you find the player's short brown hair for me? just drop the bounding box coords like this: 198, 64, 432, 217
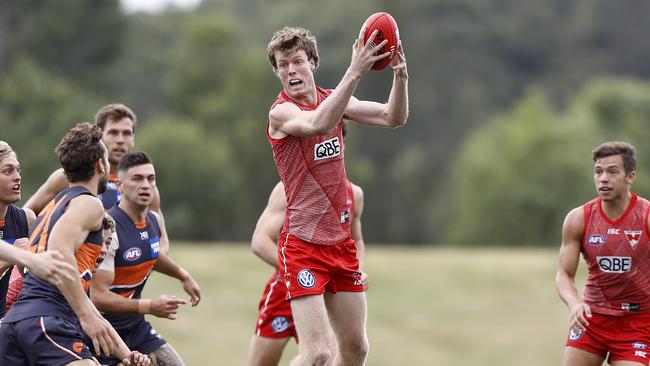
592, 141, 637, 174
56, 123, 106, 183
0, 141, 16, 163
95, 103, 137, 132
267, 26, 319, 71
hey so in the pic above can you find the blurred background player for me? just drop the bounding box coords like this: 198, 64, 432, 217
0, 123, 149, 366
25, 103, 163, 218
91, 152, 200, 366
0, 140, 76, 313
265, 23, 407, 365
246, 178, 368, 366
0, 141, 36, 317
556, 142, 650, 366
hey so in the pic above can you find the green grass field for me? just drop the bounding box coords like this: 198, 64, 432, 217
142, 244, 581, 365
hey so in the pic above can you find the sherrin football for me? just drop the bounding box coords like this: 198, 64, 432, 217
363, 12, 400, 71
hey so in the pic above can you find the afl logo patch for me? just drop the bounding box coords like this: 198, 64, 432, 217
587, 234, 606, 246
569, 328, 584, 341
297, 269, 316, 289
271, 316, 289, 333
124, 247, 142, 261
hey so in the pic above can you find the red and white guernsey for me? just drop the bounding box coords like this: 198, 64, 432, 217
267, 87, 352, 245
581, 193, 650, 315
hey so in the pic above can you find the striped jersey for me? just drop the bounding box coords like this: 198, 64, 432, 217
102, 206, 161, 329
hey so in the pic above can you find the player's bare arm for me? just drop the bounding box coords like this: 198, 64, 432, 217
47, 194, 118, 356
152, 211, 201, 307
555, 207, 591, 332
344, 45, 408, 128
251, 182, 286, 268
0, 238, 76, 286
149, 343, 185, 366
268, 28, 389, 139
350, 183, 369, 288
23, 168, 68, 215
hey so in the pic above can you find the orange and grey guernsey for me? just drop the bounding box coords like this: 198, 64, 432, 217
105, 206, 161, 330
267, 87, 352, 245
581, 193, 650, 315
0, 204, 29, 317
2, 186, 103, 322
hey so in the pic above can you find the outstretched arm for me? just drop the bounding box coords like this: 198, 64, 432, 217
24, 169, 69, 215
345, 43, 408, 128
151, 211, 200, 307
251, 182, 286, 268
555, 207, 590, 333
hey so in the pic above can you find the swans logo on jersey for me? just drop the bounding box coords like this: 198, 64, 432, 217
569, 328, 583, 341
587, 234, 606, 246
297, 269, 316, 289
597, 256, 631, 273
271, 316, 289, 333
314, 137, 341, 161
124, 247, 142, 261
340, 209, 349, 224
625, 230, 643, 249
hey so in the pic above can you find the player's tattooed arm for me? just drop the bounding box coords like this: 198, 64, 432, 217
150, 344, 185, 366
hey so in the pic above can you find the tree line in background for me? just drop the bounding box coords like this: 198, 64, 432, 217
2, 0, 650, 245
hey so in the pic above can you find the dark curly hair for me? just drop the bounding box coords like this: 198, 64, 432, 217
56, 122, 106, 183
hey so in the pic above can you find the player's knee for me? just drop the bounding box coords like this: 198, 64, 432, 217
306, 347, 331, 366
339, 337, 368, 362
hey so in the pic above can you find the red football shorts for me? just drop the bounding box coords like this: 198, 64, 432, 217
278, 234, 364, 300
566, 311, 650, 363
255, 270, 297, 339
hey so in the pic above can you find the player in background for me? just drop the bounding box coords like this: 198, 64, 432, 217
91, 152, 200, 366
265, 23, 407, 365
24, 104, 167, 250
246, 178, 368, 366
556, 142, 650, 366
0, 142, 76, 303
0, 140, 36, 317
0, 123, 149, 366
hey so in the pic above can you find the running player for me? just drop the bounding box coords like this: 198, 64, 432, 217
556, 142, 650, 366
0, 123, 149, 366
91, 152, 200, 366
246, 179, 368, 366
266, 25, 407, 365
24, 103, 163, 215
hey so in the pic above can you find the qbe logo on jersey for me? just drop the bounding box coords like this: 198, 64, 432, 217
597, 256, 632, 273
314, 137, 341, 161
297, 269, 316, 289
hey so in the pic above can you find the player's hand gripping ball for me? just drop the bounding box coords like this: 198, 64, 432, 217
363, 12, 400, 71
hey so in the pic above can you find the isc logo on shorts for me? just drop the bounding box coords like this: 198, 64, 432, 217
597, 256, 632, 273
271, 316, 289, 333
124, 247, 142, 261
297, 269, 316, 288
314, 137, 341, 161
